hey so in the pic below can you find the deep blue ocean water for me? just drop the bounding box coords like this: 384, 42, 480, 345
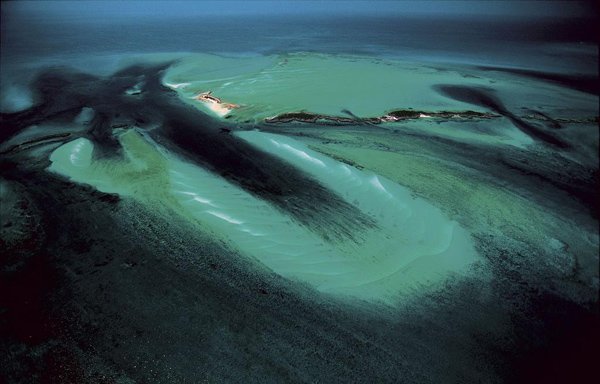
2, 13, 598, 74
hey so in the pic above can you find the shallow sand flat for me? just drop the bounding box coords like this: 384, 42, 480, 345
199, 99, 234, 117
48, 129, 481, 304
162, 52, 598, 124
283, 126, 598, 303
162, 53, 490, 121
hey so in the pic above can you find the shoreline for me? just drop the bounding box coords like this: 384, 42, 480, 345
192, 91, 240, 117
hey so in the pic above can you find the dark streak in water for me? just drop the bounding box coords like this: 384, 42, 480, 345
148, 91, 377, 241
521, 109, 563, 130
0, 63, 376, 242
0, 133, 71, 155
433, 85, 570, 148
475, 66, 600, 96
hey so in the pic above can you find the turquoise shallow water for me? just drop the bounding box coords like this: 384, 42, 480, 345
160, 51, 597, 152
47, 129, 480, 303
163, 52, 599, 118
164, 53, 481, 121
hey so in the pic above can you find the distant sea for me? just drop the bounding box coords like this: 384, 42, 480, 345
2, 13, 598, 74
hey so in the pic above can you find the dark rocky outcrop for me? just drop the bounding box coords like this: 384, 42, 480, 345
264, 109, 498, 125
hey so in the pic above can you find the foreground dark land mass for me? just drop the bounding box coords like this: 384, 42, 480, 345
1, 63, 599, 383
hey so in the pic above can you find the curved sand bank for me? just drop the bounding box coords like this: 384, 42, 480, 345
48, 130, 479, 304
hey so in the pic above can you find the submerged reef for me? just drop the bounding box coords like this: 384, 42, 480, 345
265, 109, 499, 124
